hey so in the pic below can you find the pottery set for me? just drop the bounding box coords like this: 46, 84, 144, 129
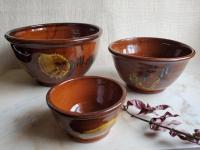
4, 23, 195, 142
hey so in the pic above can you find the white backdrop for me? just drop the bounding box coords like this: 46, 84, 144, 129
0, 0, 200, 75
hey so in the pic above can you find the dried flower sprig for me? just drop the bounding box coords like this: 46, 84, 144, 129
123, 99, 200, 145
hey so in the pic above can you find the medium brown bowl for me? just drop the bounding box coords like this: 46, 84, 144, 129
108, 37, 195, 93
46, 76, 126, 142
5, 23, 102, 86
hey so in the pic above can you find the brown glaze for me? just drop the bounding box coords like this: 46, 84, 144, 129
5, 23, 102, 86
108, 37, 195, 93
46, 76, 126, 142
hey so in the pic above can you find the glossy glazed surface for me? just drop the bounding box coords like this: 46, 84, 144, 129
46, 76, 126, 142
5, 23, 102, 86
109, 37, 195, 93
12, 24, 99, 41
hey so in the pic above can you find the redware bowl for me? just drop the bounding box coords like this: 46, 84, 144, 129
5, 23, 102, 86
46, 76, 126, 142
108, 37, 195, 93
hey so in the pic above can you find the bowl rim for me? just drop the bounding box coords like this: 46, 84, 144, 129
5, 22, 102, 45
46, 76, 127, 119
108, 37, 196, 62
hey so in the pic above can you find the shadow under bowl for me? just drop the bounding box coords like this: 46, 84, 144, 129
46, 76, 126, 142
5, 23, 102, 86
108, 37, 195, 94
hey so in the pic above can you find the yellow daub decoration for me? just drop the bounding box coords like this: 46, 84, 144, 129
38, 53, 70, 79
83, 118, 116, 134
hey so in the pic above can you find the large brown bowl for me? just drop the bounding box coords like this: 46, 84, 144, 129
108, 37, 195, 93
5, 23, 102, 86
46, 76, 126, 142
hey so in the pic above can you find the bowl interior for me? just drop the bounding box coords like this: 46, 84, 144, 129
10, 23, 99, 40
110, 38, 193, 58
48, 77, 123, 114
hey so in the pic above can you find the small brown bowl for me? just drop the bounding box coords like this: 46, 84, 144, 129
5, 23, 102, 86
108, 37, 195, 94
46, 76, 126, 142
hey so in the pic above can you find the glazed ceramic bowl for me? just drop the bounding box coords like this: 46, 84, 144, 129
46, 76, 126, 142
109, 37, 195, 93
5, 23, 102, 86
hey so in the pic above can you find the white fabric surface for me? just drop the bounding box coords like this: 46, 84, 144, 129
0, 0, 200, 74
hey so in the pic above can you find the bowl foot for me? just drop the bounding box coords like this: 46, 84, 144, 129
37, 81, 58, 87
127, 85, 164, 94
68, 131, 109, 143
